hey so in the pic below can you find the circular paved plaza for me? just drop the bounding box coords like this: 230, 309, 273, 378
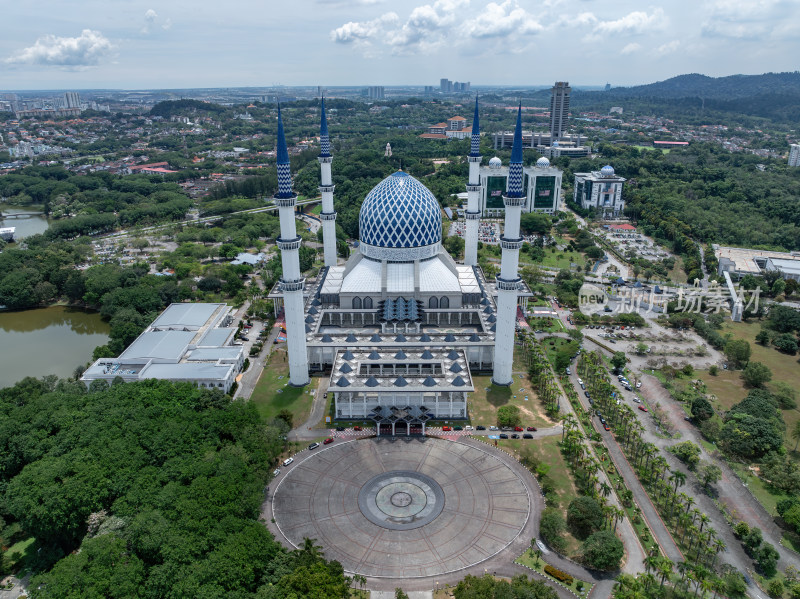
271, 437, 531, 578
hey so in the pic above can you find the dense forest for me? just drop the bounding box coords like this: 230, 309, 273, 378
0, 377, 354, 597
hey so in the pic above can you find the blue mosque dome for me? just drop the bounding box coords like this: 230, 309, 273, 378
601, 165, 615, 177
359, 171, 442, 261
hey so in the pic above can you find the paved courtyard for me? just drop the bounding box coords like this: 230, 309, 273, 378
270, 437, 532, 578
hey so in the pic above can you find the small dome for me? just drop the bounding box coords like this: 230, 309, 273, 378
489, 156, 502, 169
601, 165, 615, 177
536, 157, 550, 168
552, 140, 559, 147
359, 171, 442, 260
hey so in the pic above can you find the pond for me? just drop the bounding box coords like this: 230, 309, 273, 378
0, 306, 109, 389
0, 207, 50, 239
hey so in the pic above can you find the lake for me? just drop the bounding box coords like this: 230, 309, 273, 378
0, 207, 50, 239
0, 306, 109, 388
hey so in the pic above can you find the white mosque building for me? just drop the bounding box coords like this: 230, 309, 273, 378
269, 99, 533, 435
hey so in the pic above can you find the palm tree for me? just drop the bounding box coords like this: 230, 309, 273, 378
670, 470, 687, 493
657, 557, 674, 588
711, 538, 726, 567
698, 513, 711, 533
302, 537, 323, 559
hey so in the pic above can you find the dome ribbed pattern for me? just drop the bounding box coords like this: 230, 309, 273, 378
359, 172, 441, 249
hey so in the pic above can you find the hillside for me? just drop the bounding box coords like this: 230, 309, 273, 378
604, 72, 800, 100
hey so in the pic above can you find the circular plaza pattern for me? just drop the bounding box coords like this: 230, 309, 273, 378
271, 437, 531, 578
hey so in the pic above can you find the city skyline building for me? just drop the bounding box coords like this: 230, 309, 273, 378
573, 165, 626, 219
790, 143, 800, 167
549, 81, 571, 140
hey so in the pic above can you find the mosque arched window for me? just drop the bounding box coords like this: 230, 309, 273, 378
353, 297, 362, 309
429, 297, 439, 309
363, 297, 373, 309
440, 296, 450, 309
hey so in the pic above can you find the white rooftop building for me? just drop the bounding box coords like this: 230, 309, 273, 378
81, 303, 244, 393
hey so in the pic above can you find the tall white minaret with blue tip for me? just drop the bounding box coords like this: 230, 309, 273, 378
318, 98, 337, 267
464, 96, 481, 266
493, 104, 524, 387
275, 106, 310, 387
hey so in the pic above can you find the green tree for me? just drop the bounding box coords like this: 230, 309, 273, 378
691, 397, 714, 421
772, 381, 797, 409
756, 542, 779, 576
610, 351, 627, 370
698, 462, 722, 490
567, 496, 605, 539
395, 589, 410, 599
669, 441, 702, 470
756, 328, 772, 345
539, 507, 567, 553
741, 361, 772, 388
583, 529, 624, 571
497, 405, 521, 428
773, 332, 798, 355
767, 579, 784, 598
724, 339, 751, 368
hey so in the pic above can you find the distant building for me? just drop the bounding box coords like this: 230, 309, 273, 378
478, 156, 563, 217
573, 165, 626, 219
424, 86, 435, 94
421, 115, 472, 140
716, 245, 800, 279
492, 131, 586, 150
609, 106, 623, 114
541, 143, 590, 159
654, 140, 689, 148
63, 91, 81, 109
549, 81, 571, 140
438, 79, 470, 93
367, 86, 385, 99
765, 257, 800, 281
789, 143, 800, 167
81, 303, 244, 393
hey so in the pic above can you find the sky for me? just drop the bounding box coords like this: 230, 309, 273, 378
2, 0, 800, 90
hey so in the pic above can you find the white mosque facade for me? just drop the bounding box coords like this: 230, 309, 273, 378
269, 100, 533, 435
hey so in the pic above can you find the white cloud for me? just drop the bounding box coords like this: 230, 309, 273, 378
701, 0, 796, 39
591, 9, 665, 37
145, 9, 158, 22
655, 39, 680, 55
620, 42, 641, 55
330, 12, 400, 44
462, 1, 542, 39
5, 29, 113, 67
322, 0, 386, 4
387, 0, 468, 50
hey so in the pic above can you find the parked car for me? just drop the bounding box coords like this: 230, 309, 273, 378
454, 425, 463, 431
565, 367, 571, 375
308, 442, 320, 450
282, 457, 294, 467
511, 434, 520, 439
526, 426, 537, 431
604, 423, 611, 431
476, 425, 486, 430
584, 391, 591, 398
514, 426, 523, 432
323, 437, 334, 444
499, 433, 509, 439
523, 433, 533, 439
465, 425, 474, 431
636, 382, 642, 388
353, 425, 362, 431
273, 468, 281, 477
638, 405, 648, 412
442, 426, 452, 431
580, 383, 586, 390
489, 426, 498, 431
335, 426, 345, 431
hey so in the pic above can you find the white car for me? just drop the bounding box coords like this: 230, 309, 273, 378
489, 426, 499, 431
577, 378, 583, 385
465, 425, 474, 431
636, 382, 642, 389
273, 468, 281, 477
282, 457, 294, 467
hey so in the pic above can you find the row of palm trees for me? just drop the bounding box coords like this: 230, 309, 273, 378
577, 352, 729, 596
615, 559, 729, 599
521, 332, 561, 417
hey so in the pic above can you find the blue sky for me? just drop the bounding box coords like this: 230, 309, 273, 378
2, 0, 799, 90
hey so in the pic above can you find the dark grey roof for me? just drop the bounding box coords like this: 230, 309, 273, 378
305, 315, 315, 323
321, 334, 333, 343
305, 324, 312, 333
423, 376, 437, 387
444, 333, 456, 342
490, 324, 497, 332
468, 333, 480, 342
342, 350, 355, 360
395, 334, 407, 342
346, 333, 358, 343
450, 363, 463, 373
370, 334, 382, 342
394, 376, 408, 387
483, 306, 493, 314
447, 350, 459, 360
420, 333, 431, 342
312, 298, 321, 306
365, 376, 380, 387
368, 350, 381, 360
452, 376, 466, 387
394, 350, 408, 360
487, 314, 497, 323
421, 350, 434, 359
481, 298, 490, 306
308, 306, 318, 315
339, 363, 353, 373
336, 376, 350, 387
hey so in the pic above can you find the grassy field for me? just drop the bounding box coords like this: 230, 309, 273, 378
538, 249, 587, 271
666, 256, 688, 284
2, 535, 35, 570
469, 375, 553, 429
250, 348, 316, 426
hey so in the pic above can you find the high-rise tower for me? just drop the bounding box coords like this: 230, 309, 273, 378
464, 96, 481, 266
549, 81, 570, 141
275, 106, 310, 387
493, 105, 524, 387
318, 98, 337, 267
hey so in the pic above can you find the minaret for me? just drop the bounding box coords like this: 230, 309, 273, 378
318, 98, 337, 267
464, 95, 481, 266
275, 106, 310, 387
492, 104, 524, 387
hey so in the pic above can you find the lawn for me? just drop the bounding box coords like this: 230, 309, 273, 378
516, 550, 593, 596
2, 535, 35, 570
469, 375, 553, 429
667, 256, 688, 284
538, 249, 587, 271
250, 348, 316, 426
729, 461, 789, 517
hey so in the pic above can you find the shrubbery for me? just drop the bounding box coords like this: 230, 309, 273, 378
544, 564, 574, 585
